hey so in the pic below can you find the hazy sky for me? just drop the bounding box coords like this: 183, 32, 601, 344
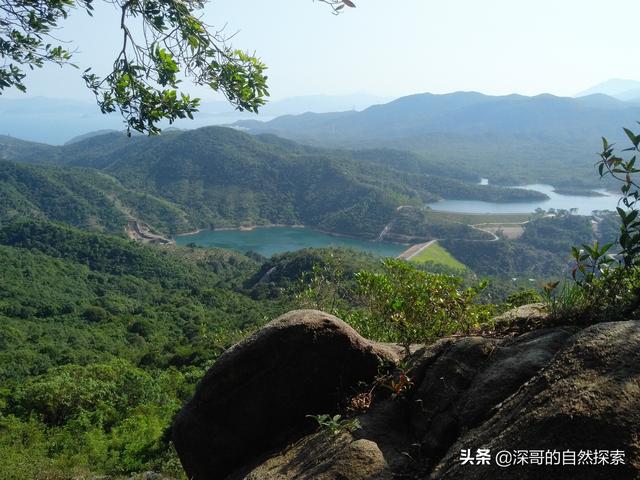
4, 0, 640, 102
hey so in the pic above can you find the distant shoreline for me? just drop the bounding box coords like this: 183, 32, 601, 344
551, 188, 608, 197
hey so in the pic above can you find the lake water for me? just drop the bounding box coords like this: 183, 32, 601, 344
175, 226, 406, 258
426, 184, 620, 215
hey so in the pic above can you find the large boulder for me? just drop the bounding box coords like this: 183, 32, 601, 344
430, 320, 640, 479
221, 326, 579, 480
237, 432, 391, 480
173, 308, 640, 480
411, 327, 578, 465
172, 310, 398, 480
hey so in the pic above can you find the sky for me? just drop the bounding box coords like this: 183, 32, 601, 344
3, 0, 640, 102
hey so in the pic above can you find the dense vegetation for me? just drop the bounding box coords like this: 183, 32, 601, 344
0, 160, 190, 234
0, 127, 547, 239
295, 253, 493, 352
0, 220, 293, 478
386, 206, 493, 242
542, 126, 640, 325
1, 110, 637, 480
243, 246, 382, 300
0, 221, 508, 478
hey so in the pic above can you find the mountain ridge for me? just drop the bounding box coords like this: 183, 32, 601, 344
576, 78, 640, 101
0, 126, 548, 239
232, 91, 640, 187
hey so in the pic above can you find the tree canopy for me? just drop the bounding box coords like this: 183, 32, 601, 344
0, 0, 355, 134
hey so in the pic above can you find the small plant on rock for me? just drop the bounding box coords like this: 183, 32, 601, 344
307, 414, 361, 436
347, 390, 374, 412
374, 359, 415, 400
553, 123, 640, 324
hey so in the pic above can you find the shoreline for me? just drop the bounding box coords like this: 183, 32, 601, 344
172, 223, 436, 261
175, 223, 306, 238
174, 223, 411, 247
126, 221, 174, 245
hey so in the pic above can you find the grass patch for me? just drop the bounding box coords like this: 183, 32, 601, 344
410, 242, 467, 271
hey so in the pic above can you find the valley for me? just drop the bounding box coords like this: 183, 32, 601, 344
234, 91, 639, 188
0, 126, 550, 240
0, 89, 635, 480
2, 0, 640, 476
0, 123, 620, 280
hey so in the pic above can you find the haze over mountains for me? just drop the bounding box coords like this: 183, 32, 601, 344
233, 89, 640, 187
0, 94, 389, 145
236, 91, 637, 142
3, 0, 640, 471
2, 78, 639, 149
576, 79, 640, 102
3, 79, 640, 189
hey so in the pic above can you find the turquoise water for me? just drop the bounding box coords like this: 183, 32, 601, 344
426, 184, 619, 215
175, 226, 406, 258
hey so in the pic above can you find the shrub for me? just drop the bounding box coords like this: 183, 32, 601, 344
83, 306, 111, 323
307, 414, 361, 436
355, 259, 492, 353
553, 124, 640, 324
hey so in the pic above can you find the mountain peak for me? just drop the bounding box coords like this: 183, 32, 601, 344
576, 79, 640, 101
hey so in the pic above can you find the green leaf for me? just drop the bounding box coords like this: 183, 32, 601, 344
623, 128, 640, 147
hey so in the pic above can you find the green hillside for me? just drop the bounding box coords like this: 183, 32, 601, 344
0, 127, 546, 239
409, 242, 467, 272
0, 219, 279, 382
0, 219, 297, 478
442, 214, 596, 278
0, 219, 394, 478
236, 92, 638, 188
0, 160, 191, 234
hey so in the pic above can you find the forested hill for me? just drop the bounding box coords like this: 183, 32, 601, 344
0, 127, 545, 238
236, 92, 637, 142
234, 91, 640, 187
0, 160, 191, 234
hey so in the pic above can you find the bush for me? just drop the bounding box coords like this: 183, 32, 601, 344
11, 360, 162, 426
503, 289, 543, 308
355, 259, 493, 352
0, 362, 198, 479
550, 124, 640, 325
83, 306, 111, 323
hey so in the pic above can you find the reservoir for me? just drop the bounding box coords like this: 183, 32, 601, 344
426, 184, 620, 215
175, 226, 406, 258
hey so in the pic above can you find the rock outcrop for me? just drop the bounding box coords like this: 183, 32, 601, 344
431, 320, 640, 479
172, 310, 398, 480
173, 309, 640, 480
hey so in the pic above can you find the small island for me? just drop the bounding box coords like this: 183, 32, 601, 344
552, 187, 607, 197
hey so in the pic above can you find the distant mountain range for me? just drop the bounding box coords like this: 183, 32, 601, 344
5, 83, 640, 189
235, 91, 636, 141
576, 79, 640, 102
0, 94, 390, 145
232, 90, 640, 187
